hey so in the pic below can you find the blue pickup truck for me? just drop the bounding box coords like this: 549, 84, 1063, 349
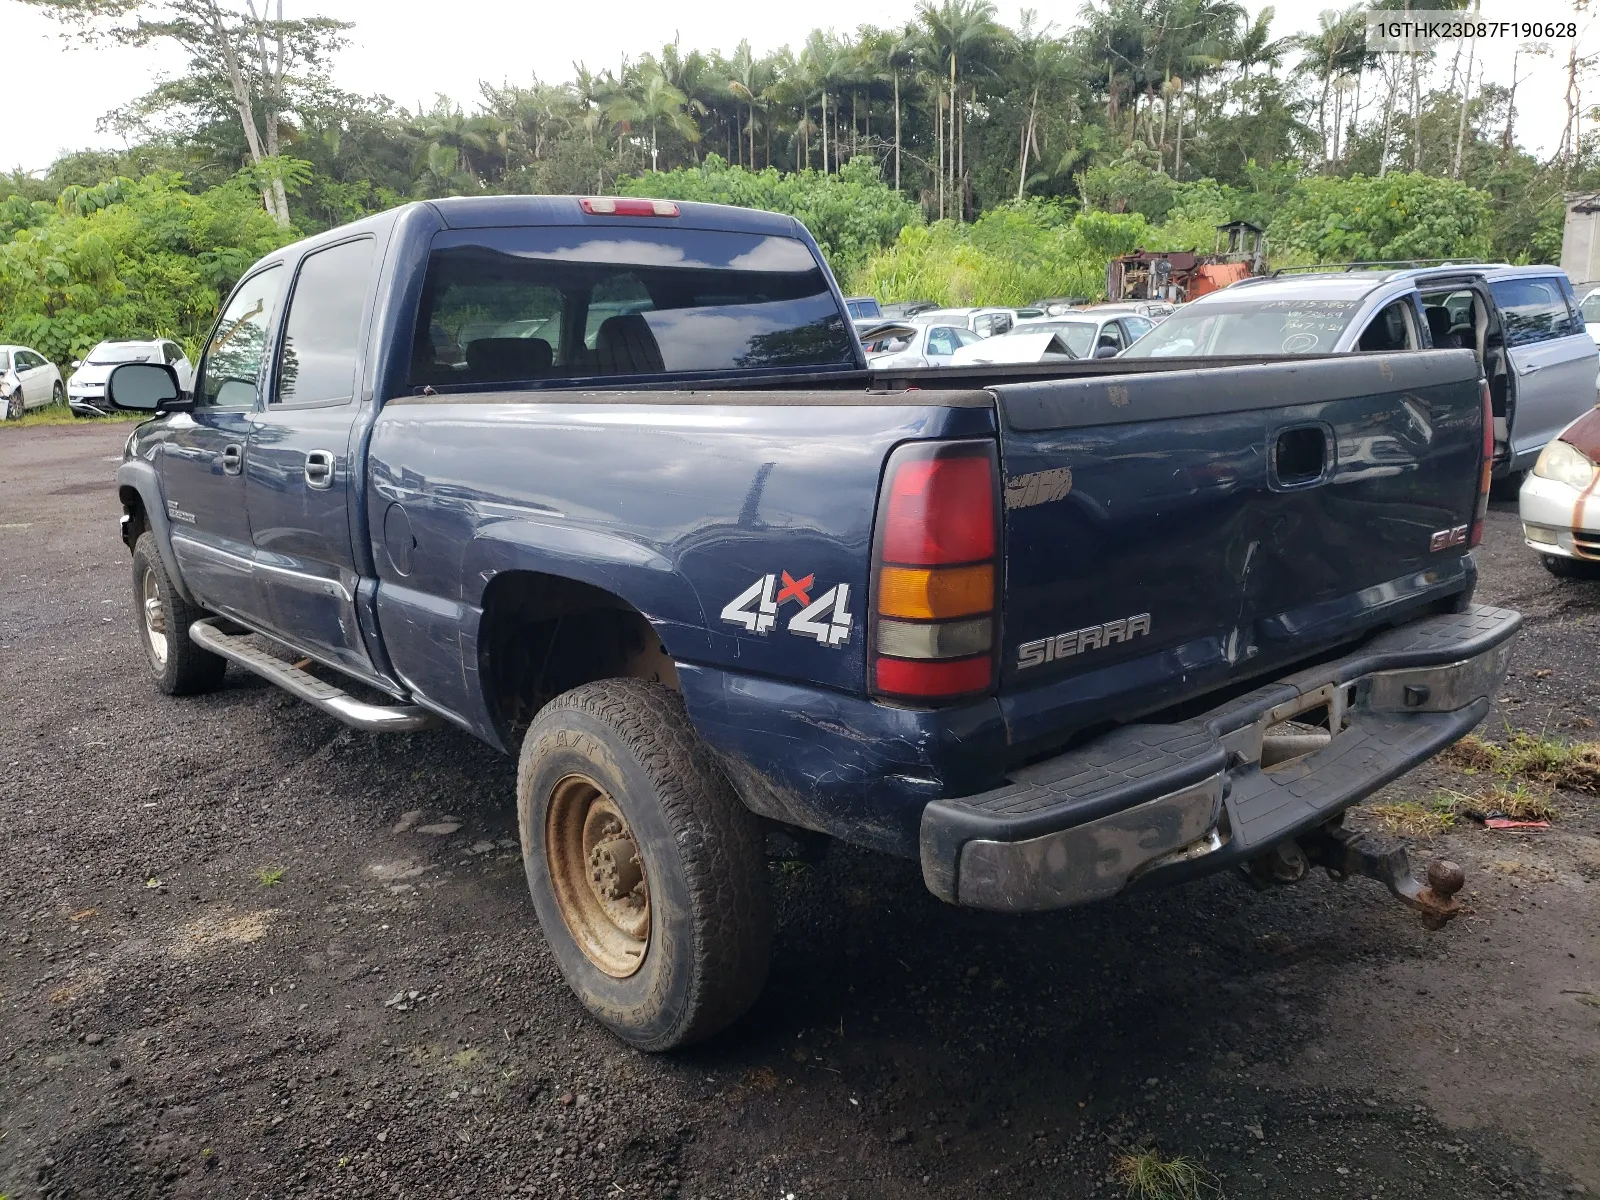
107, 195, 1520, 1050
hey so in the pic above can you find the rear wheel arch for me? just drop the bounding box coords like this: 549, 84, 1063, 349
477, 570, 680, 745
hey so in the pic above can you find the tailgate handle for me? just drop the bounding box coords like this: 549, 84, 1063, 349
1271, 424, 1331, 488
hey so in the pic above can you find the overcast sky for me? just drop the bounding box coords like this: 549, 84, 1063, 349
0, 0, 1581, 175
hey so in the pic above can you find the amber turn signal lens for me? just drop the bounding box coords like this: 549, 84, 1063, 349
877, 564, 994, 620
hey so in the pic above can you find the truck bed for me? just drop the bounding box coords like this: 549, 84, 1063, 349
368, 347, 1486, 855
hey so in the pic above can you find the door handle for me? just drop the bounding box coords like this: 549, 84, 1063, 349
1518, 362, 1543, 375
220, 443, 243, 475
304, 449, 335, 490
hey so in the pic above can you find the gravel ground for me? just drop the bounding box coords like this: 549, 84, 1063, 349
1, 421, 1597, 1200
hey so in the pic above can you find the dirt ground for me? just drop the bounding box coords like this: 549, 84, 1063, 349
1, 421, 1597, 1200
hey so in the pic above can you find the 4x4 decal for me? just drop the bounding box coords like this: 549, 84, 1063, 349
720, 571, 853, 647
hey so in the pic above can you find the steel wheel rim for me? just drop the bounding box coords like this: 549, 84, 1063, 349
141, 566, 169, 667
545, 774, 650, 978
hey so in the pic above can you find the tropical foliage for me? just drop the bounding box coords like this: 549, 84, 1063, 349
3, 0, 1592, 366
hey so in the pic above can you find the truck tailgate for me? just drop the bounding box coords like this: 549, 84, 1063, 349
991, 350, 1485, 758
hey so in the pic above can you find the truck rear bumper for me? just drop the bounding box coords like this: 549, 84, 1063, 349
920, 604, 1521, 911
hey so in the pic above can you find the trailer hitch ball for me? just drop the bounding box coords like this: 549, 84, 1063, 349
1296, 824, 1467, 930
1417, 859, 1466, 930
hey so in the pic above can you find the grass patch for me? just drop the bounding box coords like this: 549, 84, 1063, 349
1441, 735, 1499, 772
1500, 732, 1600, 793
1477, 781, 1554, 821
1441, 731, 1599, 796
1370, 796, 1458, 836
1114, 1150, 1220, 1200
2, 403, 140, 429
256, 866, 285, 887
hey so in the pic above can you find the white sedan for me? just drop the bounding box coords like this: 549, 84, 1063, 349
1, 345, 64, 420
1520, 406, 1600, 579
68, 339, 193, 417
859, 320, 983, 369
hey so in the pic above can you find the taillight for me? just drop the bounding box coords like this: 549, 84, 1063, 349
579, 197, 679, 217
870, 440, 1000, 702
1469, 378, 1493, 548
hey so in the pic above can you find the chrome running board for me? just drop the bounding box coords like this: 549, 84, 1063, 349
189, 619, 436, 733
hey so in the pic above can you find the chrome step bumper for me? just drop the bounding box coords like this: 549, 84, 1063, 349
189, 619, 436, 734
921, 604, 1522, 911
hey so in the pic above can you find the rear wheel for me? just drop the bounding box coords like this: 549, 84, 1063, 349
131, 533, 226, 695
1543, 554, 1600, 581
51, 381, 64, 407
516, 679, 771, 1050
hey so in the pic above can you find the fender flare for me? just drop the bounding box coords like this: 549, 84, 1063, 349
116, 459, 196, 606
458, 517, 714, 661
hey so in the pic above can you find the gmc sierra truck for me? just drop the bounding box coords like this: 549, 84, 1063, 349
106, 195, 1520, 1050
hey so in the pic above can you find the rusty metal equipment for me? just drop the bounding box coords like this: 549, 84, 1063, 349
1105, 220, 1268, 304
1245, 821, 1466, 930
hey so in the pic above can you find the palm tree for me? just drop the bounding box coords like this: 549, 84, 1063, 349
801, 30, 856, 172
1232, 5, 1290, 79
866, 23, 920, 190
1009, 15, 1070, 199
409, 98, 491, 188
916, 0, 1006, 219
606, 64, 700, 171
1293, 5, 1367, 168
728, 39, 766, 169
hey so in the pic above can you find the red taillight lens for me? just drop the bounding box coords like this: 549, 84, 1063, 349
874, 655, 993, 697
579, 197, 679, 217
1470, 379, 1493, 548
881, 456, 996, 565
871, 441, 1000, 703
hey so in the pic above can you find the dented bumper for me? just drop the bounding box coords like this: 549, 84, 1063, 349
920, 604, 1521, 911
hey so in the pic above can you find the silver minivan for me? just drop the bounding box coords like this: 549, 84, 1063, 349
1123, 264, 1598, 478
1421, 268, 1598, 473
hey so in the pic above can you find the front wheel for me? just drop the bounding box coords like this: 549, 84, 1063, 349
1544, 554, 1600, 581
51, 381, 64, 407
131, 532, 227, 695
517, 679, 772, 1051
4, 391, 21, 420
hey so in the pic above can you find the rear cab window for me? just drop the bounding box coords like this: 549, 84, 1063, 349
410, 226, 855, 389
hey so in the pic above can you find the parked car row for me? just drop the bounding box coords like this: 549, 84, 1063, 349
859, 270, 1599, 586
1, 339, 194, 420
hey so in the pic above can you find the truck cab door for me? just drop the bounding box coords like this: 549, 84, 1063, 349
244, 237, 380, 680
160, 266, 285, 620
1491, 275, 1600, 469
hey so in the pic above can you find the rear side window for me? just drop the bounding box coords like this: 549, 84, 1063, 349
411, 227, 854, 389
276, 239, 375, 405
1491, 277, 1579, 346
1355, 300, 1419, 352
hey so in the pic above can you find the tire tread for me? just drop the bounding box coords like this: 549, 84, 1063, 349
525, 679, 771, 1049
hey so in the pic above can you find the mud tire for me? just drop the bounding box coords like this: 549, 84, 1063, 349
517, 679, 772, 1051
131, 532, 226, 695
1543, 553, 1600, 581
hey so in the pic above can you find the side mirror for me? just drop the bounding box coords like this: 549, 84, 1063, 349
1094, 344, 1119, 359
106, 362, 189, 413
71, 359, 82, 369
